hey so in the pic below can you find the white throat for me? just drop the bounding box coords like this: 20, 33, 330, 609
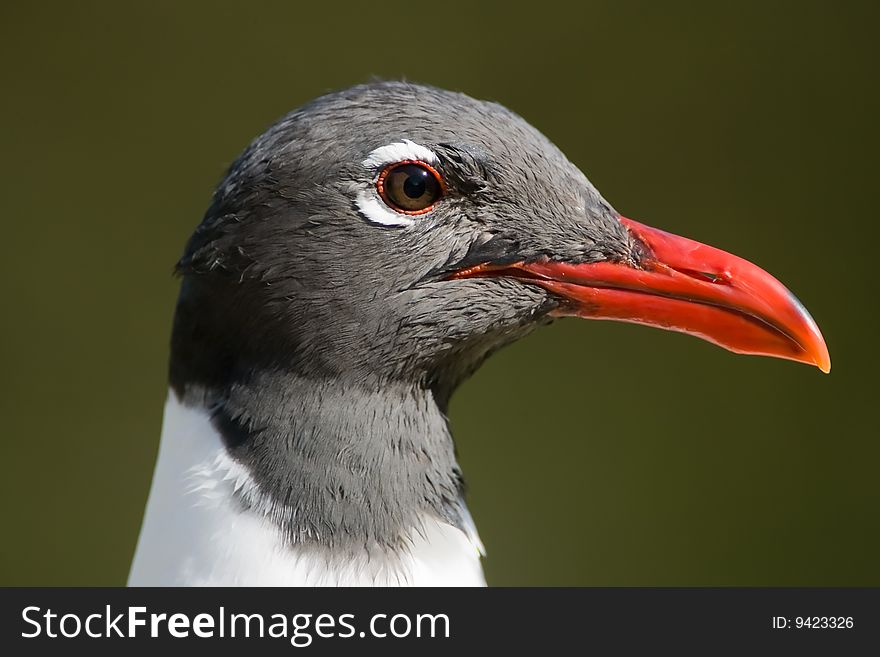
129, 391, 486, 586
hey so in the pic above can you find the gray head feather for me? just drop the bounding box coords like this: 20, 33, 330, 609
170, 81, 637, 554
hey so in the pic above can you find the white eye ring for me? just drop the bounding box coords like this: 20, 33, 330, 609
356, 140, 440, 227
355, 190, 414, 227
362, 139, 439, 170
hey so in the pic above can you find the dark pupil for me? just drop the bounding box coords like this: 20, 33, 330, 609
402, 168, 429, 198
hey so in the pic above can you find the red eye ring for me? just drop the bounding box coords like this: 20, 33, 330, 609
377, 160, 445, 215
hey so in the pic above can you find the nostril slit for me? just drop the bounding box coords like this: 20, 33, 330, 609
674, 267, 731, 285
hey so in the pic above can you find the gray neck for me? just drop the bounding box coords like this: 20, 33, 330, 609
181, 371, 468, 553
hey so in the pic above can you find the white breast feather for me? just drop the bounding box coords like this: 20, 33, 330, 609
128, 392, 486, 587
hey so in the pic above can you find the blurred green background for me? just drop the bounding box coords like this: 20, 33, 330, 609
1, 1, 877, 586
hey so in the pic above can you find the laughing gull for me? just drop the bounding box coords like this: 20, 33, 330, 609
128, 82, 829, 586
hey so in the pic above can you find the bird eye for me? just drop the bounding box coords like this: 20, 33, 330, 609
377, 161, 443, 214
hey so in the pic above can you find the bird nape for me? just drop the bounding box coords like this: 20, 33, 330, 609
129, 81, 829, 587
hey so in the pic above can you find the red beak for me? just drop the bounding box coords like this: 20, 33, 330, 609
451, 216, 830, 373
